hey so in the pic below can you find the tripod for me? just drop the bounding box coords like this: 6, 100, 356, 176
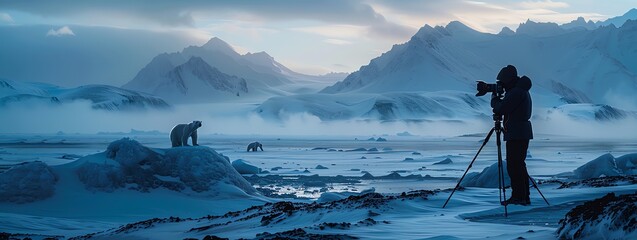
442, 114, 549, 217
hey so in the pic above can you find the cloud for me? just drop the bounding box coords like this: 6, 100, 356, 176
46, 26, 74, 36
292, 25, 367, 39
0, 0, 414, 41
368, 0, 607, 33
0, 12, 13, 23
324, 39, 352, 45
519, 0, 569, 9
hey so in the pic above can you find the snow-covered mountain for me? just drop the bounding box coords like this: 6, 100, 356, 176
0, 79, 170, 110
123, 37, 345, 103
254, 10, 637, 122
561, 17, 597, 31
133, 56, 249, 103
321, 16, 637, 111
597, 8, 637, 27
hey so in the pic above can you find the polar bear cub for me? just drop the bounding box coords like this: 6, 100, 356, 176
170, 121, 202, 147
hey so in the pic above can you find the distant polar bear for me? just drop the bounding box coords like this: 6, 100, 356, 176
247, 142, 263, 152
170, 121, 202, 147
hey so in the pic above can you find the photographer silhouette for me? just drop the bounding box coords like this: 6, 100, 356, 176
491, 65, 533, 206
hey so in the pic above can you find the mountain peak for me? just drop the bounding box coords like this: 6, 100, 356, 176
561, 16, 597, 30
245, 51, 273, 60
445, 21, 472, 31
414, 24, 436, 36
185, 56, 206, 65
517, 19, 565, 36
202, 37, 237, 54
498, 26, 515, 36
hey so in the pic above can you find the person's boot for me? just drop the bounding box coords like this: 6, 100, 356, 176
501, 197, 530, 206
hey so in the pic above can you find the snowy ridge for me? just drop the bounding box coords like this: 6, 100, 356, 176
0, 79, 170, 111
256, 91, 490, 121
155, 56, 249, 103
596, 8, 637, 27
541, 104, 636, 122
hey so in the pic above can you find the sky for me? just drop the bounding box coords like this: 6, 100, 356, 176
0, 0, 635, 86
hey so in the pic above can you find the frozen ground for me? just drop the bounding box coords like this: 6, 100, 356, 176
0, 133, 636, 239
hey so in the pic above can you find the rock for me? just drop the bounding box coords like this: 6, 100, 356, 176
433, 158, 453, 165
556, 192, 637, 239
315, 165, 329, 169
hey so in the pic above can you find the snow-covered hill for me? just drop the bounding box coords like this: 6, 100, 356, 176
0, 79, 170, 111
123, 37, 345, 103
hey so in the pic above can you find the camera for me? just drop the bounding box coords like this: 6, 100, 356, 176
476, 81, 504, 97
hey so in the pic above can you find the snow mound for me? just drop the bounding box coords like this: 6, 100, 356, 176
0, 161, 58, 203
556, 192, 637, 239
317, 188, 376, 203
616, 153, 637, 175
77, 138, 255, 194
460, 161, 510, 188
573, 153, 622, 179
232, 159, 262, 174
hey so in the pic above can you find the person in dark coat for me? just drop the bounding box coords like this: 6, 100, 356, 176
491, 65, 533, 206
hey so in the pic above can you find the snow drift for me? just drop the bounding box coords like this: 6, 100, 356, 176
572, 153, 622, 179
460, 161, 510, 188
232, 159, 262, 174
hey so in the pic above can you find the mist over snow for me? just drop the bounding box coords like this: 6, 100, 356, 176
1, 97, 637, 139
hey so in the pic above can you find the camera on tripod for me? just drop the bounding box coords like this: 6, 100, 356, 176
475, 81, 504, 97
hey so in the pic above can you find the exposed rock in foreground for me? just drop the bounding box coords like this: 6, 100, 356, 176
72, 190, 435, 239
556, 192, 637, 239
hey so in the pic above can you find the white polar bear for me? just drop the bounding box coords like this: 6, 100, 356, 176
170, 121, 202, 147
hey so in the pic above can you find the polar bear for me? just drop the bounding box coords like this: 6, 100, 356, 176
170, 121, 202, 147
247, 142, 263, 152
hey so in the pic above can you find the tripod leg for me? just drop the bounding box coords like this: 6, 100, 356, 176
495, 127, 508, 217
528, 176, 550, 206
442, 127, 495, 208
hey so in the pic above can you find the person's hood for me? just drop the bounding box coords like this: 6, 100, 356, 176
515, 76, 532, 91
